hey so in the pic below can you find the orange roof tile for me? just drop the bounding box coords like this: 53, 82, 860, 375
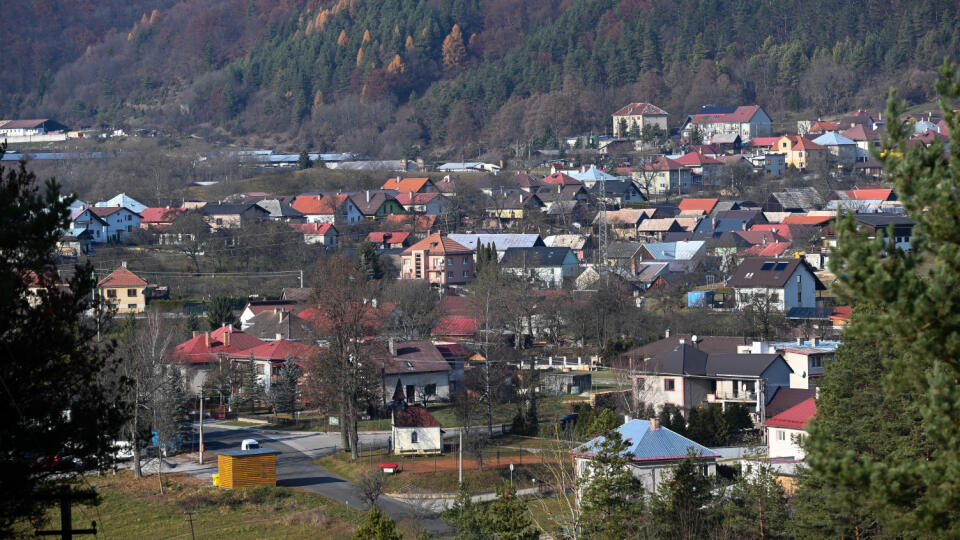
403, 233, 472, 255
98, 267, 148, 288
678, 198, 719, 213
782, 215, 834, 226
382, 177, 432, 193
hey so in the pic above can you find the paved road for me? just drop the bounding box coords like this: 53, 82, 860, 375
199, 425, 452, 536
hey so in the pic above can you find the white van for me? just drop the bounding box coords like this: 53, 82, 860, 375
241, 439, 260, 450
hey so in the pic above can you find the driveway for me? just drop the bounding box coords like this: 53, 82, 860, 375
194, 424, 451, 536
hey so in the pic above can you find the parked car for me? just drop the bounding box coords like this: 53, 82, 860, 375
241, 439, 260, 450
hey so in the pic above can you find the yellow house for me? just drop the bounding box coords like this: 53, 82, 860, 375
97, 266, 150, 313
776, 135, 827, 171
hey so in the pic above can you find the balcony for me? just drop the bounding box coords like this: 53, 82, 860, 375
707, 391, 757, 402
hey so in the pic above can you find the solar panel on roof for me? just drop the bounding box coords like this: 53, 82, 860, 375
761, 262, 775, 270
775, 262, 788, 270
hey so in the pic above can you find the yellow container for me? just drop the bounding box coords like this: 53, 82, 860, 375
212, 473, 220, 486
217, 449, 279, 489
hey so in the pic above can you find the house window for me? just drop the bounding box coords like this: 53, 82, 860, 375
811, 356, 823, 368
404, 259, 410, 266
462, 258, 468, 265
107, 289, 117, 298
127, 289, 137, 297
448, 272, 454, 278
127, 304, 136, 309
256, 364, 265, 374
411, 431, 418, 444
463, 271, 469, 278
777, 430, 786, 441
664, 379, 675, 391
425, 384, 436, 396
447, 258, 453, 265
216, 218, 223, 225
636, 378, 645, 390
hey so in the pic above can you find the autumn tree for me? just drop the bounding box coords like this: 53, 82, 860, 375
441, 24, 467, 71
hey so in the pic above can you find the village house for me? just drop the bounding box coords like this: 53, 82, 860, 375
588, 179, 647, 207
242, 309, 320, 342
255, 199, 307, 223
763, 397, 816, 459
349, 191, 405, 220
401, 233, 474, 286
811, 132, 858, 167
744, 339, 838, 390
381, 176, 438, 194
367, 231, 412, 249
639, 240, 706, 272
682, 105, 772, 141
291, 222, 339, 248
0, 118, 68, 138
574, 419, 720, 495
448, 234, 545, 260
171, 325, 265, 393
499, 246, 580, 288
72, 206, 141, 243
228, 340, 315, 393
140, 207, 185, 230
97, 265, 152, 314
292, 194, 364, 224
823, 214, 915, 251
728, 258, 825, 311
775, 135, 827, 171
239, 299, 301, 327
762, 188, 825, 213
484, 192, 545, 226
544, 234, 592, 261
201, 203, 270, 230
611, 102, 669, 138
375, 340, 454, 405
393, 192, 450, 215
96, 193, 147, 214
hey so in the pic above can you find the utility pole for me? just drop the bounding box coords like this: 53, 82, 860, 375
299, 269, 304, 288
35, 486, 98, 539
458, 428, 463, 485
198, 393, 204, 465
185, 511, 196, 540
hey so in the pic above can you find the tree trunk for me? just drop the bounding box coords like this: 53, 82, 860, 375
131, 423, 142, 478
339, 402, 349, 451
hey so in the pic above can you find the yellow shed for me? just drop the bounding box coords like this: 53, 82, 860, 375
217, 449, 280, 489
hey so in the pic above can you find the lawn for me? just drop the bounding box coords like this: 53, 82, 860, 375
14, 472, 364, 539
316, 439, 566, 495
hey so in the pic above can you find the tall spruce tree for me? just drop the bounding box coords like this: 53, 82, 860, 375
649, 454, 717, 540
577, 429, 647, 538
0, 145, 128, 533
813, 62, 960, 537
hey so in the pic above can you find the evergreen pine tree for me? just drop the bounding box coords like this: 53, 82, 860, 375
298, 151, 313, 169
577, 429, 646, 538
441, 482, 485, 539
207, 296, 236, 330
720, 462, 791, 539
352, 506, 402, 540
267, 357, 301, 419
650, 454, 717, 540
481, 484, 538, 540
355, 241, 384, 280
810, 63, 960, 537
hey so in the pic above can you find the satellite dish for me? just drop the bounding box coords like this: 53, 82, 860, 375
691, 334, 698, 343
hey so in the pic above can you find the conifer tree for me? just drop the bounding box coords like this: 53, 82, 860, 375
352, 506, 402, 540
442, 23, 466, 71
813, 62, 960, 537
481, 484, 538, 540
577, 429, 646, 538
649, 454, 717, 539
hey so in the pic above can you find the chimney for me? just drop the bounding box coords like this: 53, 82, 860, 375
204, 332, 210, 348
388, 338, 397, 357
624, 414, 632, 423
811, 336, 820, 346
122, 261, 127, 268
192, 331, 199, 338
649, 417, 660, 431
372, 298, 378, 308
678, 338, 686, 345
366, 190, 371, 202
665, 328, 671, 338
797, 337, 803, 345
224, 328, 230, 347
276, 333, 283, 341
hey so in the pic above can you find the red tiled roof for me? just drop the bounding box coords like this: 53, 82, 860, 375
612, 102, 668, 116
382, 177, 432, 193
733, 230, 786, 245
542, 172, 583, 186
750, 224, 794, 239
297, 304, 389, 336
642, 156, 685, 171
367, 231, 411, 244
292, 194, 337, 215
749, 137, 781, 148
780, 135, 824, 151
394, 192, 440, 205
432, 316, 479, 336
98, 267, 148, 288
763, 397, 816, 430
842, 188, 894, 201
403, 233, 472, 255
383, 214, 437, 230
234, 339, 317, 361
291, 223, 336, 235
782, 215, 833, 226
829, 305, 852, 323
692, 105, 762, 124
674, 153, 724, 166
172, 326, 265, 364
741, 241, 791, 257
678, 198, 719, 213
140, 207, 184, 223
840, 125, 881, 141
437, 295, 474, 317
393, 405, 442, 428
808, 120, 839, 132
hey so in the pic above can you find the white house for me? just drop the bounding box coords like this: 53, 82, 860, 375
763, 397, 816, 459
682, 105, 772, 141
499, 247, 580, 288
728, 259, 824, 311
574, 419, 720, 495
96, 193, 148, 214
69, 207, 109, 243
72, 207, 141, 243
375, 340, 453, 405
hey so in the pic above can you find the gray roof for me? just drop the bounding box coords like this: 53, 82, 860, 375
727, 258, 823, 289
500, 247, 575, 268
256, 199, 304, 218
642, 343, 709, 375
705, 354, 787, 377
447, 234, 544, 251
201, 203, 268, 216
244, 311, 318, 341
635, 262, 670, 282
605, 241, 643, 259
767, 188, 824, 212
853, 214, 915, 228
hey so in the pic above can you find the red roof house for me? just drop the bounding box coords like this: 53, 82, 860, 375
172, 325, 265, 364
678, 198, 719, 214
763, 397, 816, 430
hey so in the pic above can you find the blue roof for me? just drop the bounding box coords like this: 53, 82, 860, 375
812, 132, 855, 146
577, 420, 719, 461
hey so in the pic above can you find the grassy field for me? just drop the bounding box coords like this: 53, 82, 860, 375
14, 472, 364, 539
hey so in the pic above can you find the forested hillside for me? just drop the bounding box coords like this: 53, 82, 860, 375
5, 0, 958, 156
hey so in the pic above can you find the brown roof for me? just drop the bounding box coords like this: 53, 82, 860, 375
393, 405, 442, 428
613, 103, 668, 116
375, 340, 451, 375
619, 335, 751, 366
403, 233, 472, 255
765, 388, 817, 418
98, 267, 148, 288
727, 258, 823, 289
